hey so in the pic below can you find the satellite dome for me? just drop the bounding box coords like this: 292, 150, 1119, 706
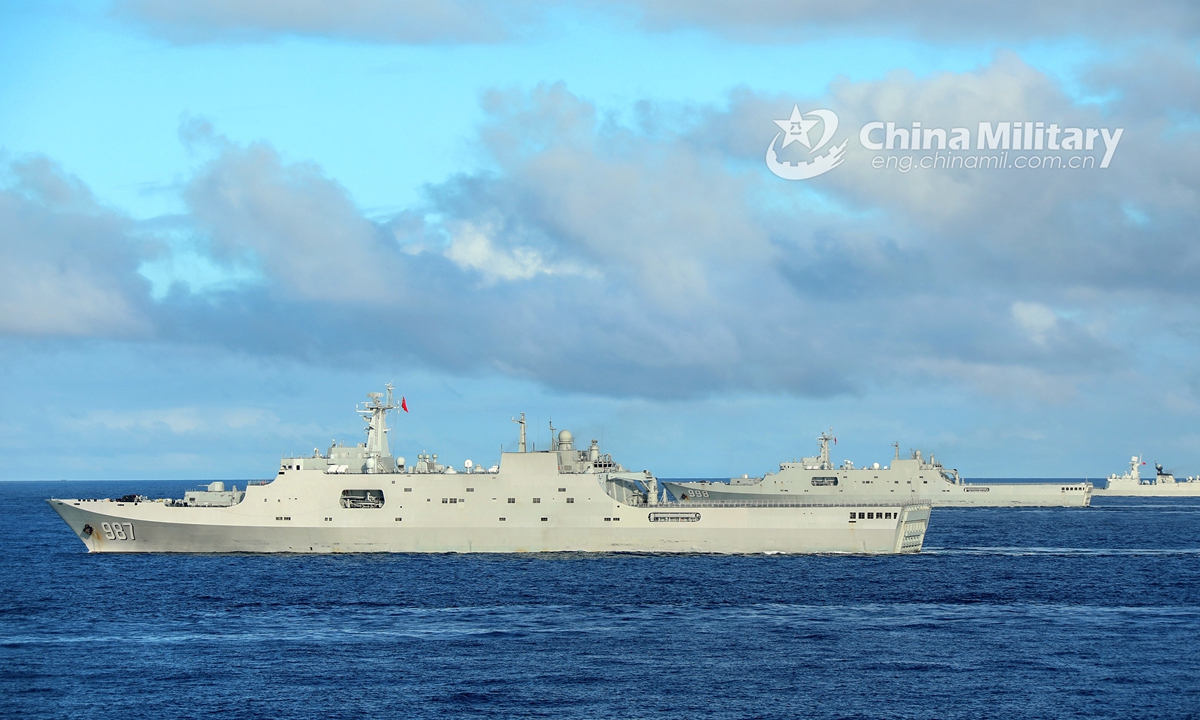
558, 430, 573, 444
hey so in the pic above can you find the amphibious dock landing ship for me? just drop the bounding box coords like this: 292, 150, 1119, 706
664, 431, 1091, 508
47, 389, 930, 554
1093, 456, 1200, 496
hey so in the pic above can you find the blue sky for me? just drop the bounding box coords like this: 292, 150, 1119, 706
2, 1, 1199, 480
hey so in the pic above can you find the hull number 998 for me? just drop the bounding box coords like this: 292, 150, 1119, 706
101, 522, 135, 541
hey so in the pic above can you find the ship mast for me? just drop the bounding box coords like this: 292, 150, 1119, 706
512, 412, 527, 452
817, 429, 834, 470
359, 383, 398, 473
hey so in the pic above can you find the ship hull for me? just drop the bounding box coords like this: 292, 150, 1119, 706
47, 478, 929, 555
664, 480, 1090, 508
1092, 482, 1200, 497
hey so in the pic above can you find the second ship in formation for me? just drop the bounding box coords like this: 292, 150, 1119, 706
665, 431, 1092, 508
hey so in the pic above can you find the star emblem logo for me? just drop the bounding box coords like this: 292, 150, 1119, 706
774, 105, 819, 149
765, 106, 847, 180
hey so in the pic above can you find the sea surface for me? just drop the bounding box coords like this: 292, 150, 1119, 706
2, 480, 1199, 719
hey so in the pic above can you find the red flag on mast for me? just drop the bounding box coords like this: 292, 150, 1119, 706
401, 397, 409, 413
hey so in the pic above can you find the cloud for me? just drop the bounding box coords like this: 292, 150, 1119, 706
1011, 302, 1057, 345
621, 0, 1200, 42
0, 157, 152, 337
113, 0, 1200, 45
444, 222, 592, 283
112, 0, 539, 44
8, 49, 1200, 403
179, 126, 402, 305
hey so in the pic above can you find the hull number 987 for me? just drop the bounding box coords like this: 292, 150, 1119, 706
100, 522, 135, 541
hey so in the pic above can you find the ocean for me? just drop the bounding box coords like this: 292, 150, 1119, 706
3, 480, 1199, 719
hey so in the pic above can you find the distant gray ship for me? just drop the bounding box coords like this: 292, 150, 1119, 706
665, 431, 1091, 507
1093, 456, 1200, 496
47, 390, 931, 554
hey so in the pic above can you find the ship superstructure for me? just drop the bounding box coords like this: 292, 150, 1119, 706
1093, 456, 1200, 496
665, 430, 1090, 508
47, 390, 930, 554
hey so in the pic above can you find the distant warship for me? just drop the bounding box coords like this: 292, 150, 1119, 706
1092, 456, 1200, 496
665, 431, 1091, 508
47, 389, 930, 554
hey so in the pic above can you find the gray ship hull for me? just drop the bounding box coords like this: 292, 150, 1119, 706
1093, 481, 1200, 497
47, 489, 930, 554
665, 479, 1091, 507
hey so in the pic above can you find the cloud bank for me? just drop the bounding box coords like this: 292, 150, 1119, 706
4, 51, 1198, 404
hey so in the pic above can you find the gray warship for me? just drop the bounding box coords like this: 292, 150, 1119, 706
1093, 456, 1200, 496
664, 431, 1091, 507
47, 388, 931, 554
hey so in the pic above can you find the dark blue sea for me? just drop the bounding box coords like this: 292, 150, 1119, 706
2, 480, 1199, 719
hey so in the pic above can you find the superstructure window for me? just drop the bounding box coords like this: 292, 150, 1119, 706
507, 498, 516, 503
533, 498, 541, 503
566, 498, 574, 504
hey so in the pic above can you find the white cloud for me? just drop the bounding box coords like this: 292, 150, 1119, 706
444, 223, 562, 282
1011, 302, 1058, 345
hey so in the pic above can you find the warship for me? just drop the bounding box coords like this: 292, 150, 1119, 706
46, 388, 931, 554
664, 431, 1091, 508
1092, 456, 1200, 496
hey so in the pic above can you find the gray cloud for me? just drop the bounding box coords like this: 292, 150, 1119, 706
180, 129, 403, 305
0, 157, 152, 337
622, 1, 1200, 42
112, 0, 543, 44
113, 0, 1199, 45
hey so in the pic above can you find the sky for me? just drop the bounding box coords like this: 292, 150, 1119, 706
2, 0, 1199, 480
